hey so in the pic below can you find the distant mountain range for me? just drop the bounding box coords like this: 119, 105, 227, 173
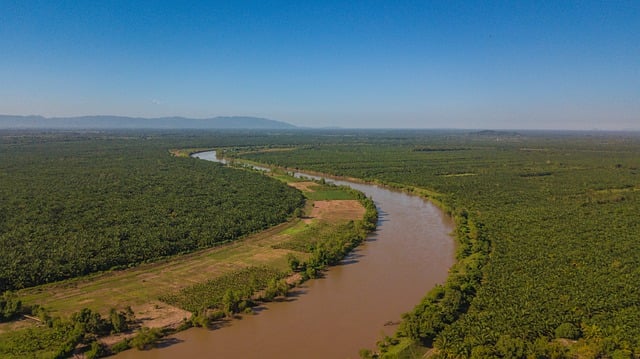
0, 115, 297, 130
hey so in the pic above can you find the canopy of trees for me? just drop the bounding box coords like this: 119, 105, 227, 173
0, 133, 304, 291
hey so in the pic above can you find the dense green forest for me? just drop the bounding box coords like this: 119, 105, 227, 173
236, 131, 640, 358
0, 132, 304, 292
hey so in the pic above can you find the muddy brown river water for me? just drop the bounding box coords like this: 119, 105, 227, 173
115, 151, 455, 359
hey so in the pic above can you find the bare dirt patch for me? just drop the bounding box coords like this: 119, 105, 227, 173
133, 301, 191, 329
287, 181, 317, 192
100, 301, 191, 346
0, 317, 40, 335
309, 200, 365, 223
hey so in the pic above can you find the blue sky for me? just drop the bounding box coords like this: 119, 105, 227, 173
1, 1, 638, 129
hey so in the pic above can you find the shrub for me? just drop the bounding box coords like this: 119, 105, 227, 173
129, 327, 162, 350
110, 339, 131, 353
555, 323, 581, 340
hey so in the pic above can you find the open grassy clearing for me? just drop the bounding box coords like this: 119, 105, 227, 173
273, 221, 346, 253
305, 185, 359, 200
287, 181, 318, 192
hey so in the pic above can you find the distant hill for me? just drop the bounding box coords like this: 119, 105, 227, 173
0, 115, 297, 130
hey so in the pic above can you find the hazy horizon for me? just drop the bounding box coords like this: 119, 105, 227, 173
2, 113, 640, 132
1, 1, 638, 130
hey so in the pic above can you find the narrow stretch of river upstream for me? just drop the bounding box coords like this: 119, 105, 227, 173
116, 150, 455, 359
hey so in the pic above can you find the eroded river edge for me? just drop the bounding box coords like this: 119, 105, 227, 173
116, 150, 455, 359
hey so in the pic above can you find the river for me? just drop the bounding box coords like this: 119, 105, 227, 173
115, 150, 455, 358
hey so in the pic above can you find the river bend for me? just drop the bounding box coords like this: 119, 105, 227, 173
116, 150, 455, 359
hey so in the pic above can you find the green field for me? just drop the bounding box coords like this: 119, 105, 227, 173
304, 184, 359, 200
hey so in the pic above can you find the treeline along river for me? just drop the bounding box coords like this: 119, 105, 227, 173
115, 150, 456, 358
